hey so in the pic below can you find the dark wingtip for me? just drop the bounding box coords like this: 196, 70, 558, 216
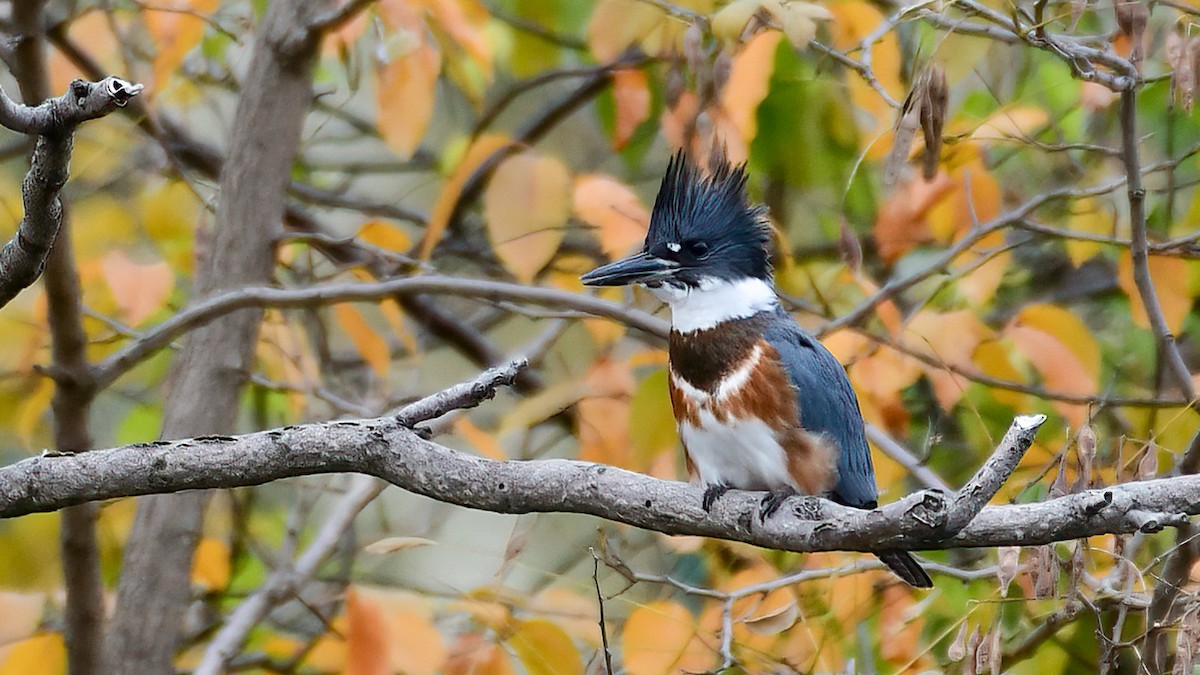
877, 550, 933, 588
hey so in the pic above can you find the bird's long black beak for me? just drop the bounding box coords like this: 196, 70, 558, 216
580, 251, 677, 287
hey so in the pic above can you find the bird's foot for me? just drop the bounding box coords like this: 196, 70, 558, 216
702, 483, 732, 512
758, 487, 797, 522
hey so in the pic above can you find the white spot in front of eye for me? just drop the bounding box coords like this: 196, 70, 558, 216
666, 242, 681, 253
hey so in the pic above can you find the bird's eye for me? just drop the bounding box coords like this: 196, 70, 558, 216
686, 241, 709, 258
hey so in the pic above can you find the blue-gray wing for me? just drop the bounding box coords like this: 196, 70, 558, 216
762, 308, 878, 508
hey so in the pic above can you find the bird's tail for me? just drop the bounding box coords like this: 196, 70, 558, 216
876, 551, 932, 588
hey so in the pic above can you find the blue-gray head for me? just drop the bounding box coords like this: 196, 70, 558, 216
581, 152, 773, 289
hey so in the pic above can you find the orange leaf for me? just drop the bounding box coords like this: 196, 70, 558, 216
143, 0, 219, 94
721, 31, 781, 145
101, 250, 174, 326
622, 601, 712, 674
1117, 252, 1195, 335
345, 590, 391, 675
573, 174, 649, 258
1014, 304, 1100, 378
1007, 326, 1094, 427
577, 357, 635, 466
357, 220, 412, 252
334, 304, 391, 378
376, 2, 442, 159
874, 173, 954, 263
612, 69, 651, 149
483, 151, 571, 283
414, 0, 493, 73
445, 634, 514, 675
419, 134, 514, 258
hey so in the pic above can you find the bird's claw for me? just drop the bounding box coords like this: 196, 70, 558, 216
702, 483, 731, 512
758, 488, 796, 522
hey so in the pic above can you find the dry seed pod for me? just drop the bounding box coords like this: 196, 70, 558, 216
884, 88, 922, 187
948, 622, 969, 662
1114, 0, 1149, 70
964, 626, 983, 675
837, 218, 862, 273
997, 546, 1020, 595
919, 66, 948, 180
1138, 441, 1158, 480
1167, 31, 1191, 110
1077, 422, 1096, 486
712, 49, 733, 96
1031, 545, 1058, 598
1188, 36, 1200, 105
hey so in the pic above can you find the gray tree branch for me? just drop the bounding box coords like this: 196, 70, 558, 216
0, 76, 143, 309
0, 384, 1193, 553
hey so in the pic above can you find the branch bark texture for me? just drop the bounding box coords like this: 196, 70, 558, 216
103, 2, 329, 671
0, 75, 143, 309
3, 410, 1194, 553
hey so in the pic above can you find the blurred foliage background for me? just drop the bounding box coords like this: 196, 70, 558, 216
0, 0, 1198, 672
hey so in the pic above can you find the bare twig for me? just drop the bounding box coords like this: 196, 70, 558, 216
589, 548, 615, 675
90, 277, 668, 387
0, 76, 143, 309
942, 415, 1046, 536
1119, 88, 1196, 402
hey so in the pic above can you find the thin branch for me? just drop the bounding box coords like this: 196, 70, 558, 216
1119, 88, 1196, 402
0, 76, 144, 309
89, 277, 669, 387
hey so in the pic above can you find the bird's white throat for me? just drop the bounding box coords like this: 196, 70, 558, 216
648, 277, 778, 333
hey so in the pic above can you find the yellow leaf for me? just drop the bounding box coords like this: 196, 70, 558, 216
1117, 252, 1195, 334
483, 151, 570, 283
191, 537, 230, 592
0, 633, 65, 675
611, 69, 651, 149
973, 340, 1028, 408
905, 309, 991, 367
711, 0, 760, 45
721, 31, 781, 146
508, 619, 581, 675
357, 220, 412, 252
1064, 198, 1113, 266
971, 107, 1050, 143
140, 179, 199, 270
100, 250, 174, 326
143, 0, 219, 95
334, 304, 391, 378
628, 368, 679, 470
622, 601, 712, 675
16, 378, 53, 448
572, 174, 648, 258
588, 0, 671, 60
1014, 304, 1101, 379
363, 537, 436, 554
376, 2, 442, 160
71, 194, 137, 260
0, 592, 45, 645
419, 134, 514, 258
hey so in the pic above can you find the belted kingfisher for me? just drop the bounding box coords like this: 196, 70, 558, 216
581, 153, 932, 588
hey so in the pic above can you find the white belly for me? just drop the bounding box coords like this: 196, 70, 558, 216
680, 408, 799, 492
